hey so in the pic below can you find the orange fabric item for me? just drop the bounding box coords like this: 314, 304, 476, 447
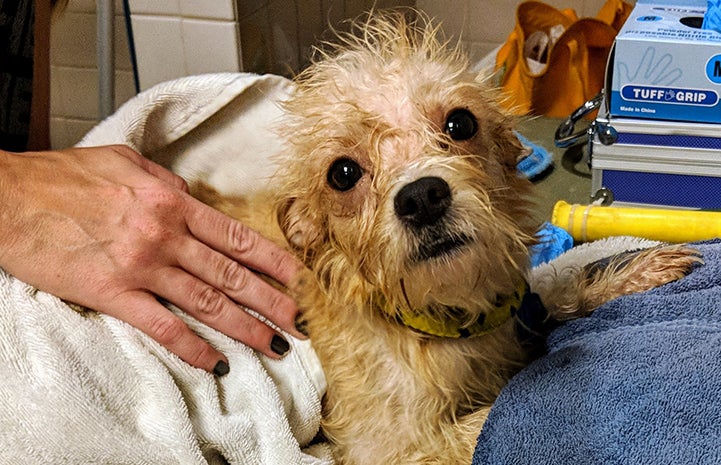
495, 0, 631, 118
596, 0, 634, 30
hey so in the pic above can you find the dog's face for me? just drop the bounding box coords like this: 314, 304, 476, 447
277, 11, 537, 325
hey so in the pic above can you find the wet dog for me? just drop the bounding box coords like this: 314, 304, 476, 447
195, 10, 700, 464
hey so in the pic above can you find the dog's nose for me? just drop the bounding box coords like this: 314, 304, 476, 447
394, 176, 451, 227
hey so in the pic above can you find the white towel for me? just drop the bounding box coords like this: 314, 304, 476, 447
1, 73, 332, 465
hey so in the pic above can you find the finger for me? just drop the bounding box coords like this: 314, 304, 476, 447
184, 196, 305, 286
107, 145, 189, 192
174, 239, 306, 340
105, 290, 230, 375
150, 266, 294, 358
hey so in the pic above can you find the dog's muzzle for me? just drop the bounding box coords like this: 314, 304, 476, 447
394, 176, 470, 261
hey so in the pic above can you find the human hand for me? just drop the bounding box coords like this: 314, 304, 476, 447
0, 145, 306, 375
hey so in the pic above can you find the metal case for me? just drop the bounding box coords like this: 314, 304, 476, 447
555, 95, 721, 210
590, 104, 721, 209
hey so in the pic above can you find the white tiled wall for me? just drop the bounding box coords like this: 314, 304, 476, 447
128, 0, 242, 91
235, 0, 414, 76
49, 0, 242, 148
49, 0, 135, 149
49, 0, 631, 148
126, 0, 415, 86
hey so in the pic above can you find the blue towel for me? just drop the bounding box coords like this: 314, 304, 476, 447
474, 240, 721, 464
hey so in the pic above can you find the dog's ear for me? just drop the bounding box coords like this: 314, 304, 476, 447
276, 197, 325, 261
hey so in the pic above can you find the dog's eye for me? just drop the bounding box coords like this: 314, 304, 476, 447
327, 158, 363, 192
444, 109, 478, 141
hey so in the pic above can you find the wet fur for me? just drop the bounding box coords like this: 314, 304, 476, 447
193, 10, 700, 464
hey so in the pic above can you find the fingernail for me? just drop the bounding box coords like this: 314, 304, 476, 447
213, 360, 230, 377
271, 334, 290, 356
294, 313, 309, 337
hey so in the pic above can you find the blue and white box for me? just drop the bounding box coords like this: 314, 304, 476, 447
609, 0, 721, 123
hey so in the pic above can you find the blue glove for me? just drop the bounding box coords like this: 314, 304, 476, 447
703, 0, 721, 33
515, 132, 553, 181
529, 222, 573, 268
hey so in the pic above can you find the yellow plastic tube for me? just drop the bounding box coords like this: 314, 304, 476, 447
551, 201, 721, 243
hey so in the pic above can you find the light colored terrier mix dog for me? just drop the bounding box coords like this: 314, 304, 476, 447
196, 10, 700, 465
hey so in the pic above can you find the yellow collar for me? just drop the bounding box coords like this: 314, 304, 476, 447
394, 280, 529, 338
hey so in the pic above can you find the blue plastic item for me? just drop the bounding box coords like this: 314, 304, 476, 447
529, 222, 574, 268
516, 132, 553, 180
703, 0, 721, 33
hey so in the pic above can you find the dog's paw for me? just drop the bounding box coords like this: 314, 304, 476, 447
582, 244, 702, 314
548, 245, 702, 320
639, 244, 703, 283
585, 244, 702, 292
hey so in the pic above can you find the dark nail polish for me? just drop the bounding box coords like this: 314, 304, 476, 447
213, 360, 230, 377
295, 313, 309, 337
271, 334, 290, 356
